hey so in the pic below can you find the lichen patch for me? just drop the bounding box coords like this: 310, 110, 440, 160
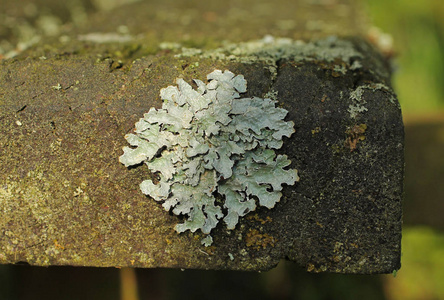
119, 69, 298, 245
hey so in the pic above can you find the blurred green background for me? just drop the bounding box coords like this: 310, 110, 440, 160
1, 0, 443, 299
365, 0, 444, 114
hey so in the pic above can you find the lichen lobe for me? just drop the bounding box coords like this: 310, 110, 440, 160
119, 69, 298, 244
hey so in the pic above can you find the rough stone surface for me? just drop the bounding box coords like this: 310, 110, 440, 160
0, 0, 403, 273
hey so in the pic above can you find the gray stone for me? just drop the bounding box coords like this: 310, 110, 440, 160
0, 0, 403, 273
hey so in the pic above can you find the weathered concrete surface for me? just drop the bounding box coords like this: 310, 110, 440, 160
0, 0, 403, 273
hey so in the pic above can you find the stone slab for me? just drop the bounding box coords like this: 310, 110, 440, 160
0, 0, 403, 273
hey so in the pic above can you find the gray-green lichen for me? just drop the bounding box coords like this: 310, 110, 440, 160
120, 70, 298, 244
348, 83, 397, 118
176, 35, 363, 79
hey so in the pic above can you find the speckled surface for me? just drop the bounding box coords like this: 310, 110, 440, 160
0, 0, 402, 273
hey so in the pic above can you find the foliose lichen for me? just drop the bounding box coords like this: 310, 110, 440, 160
176, 36, 364, 80
119, 69, 299, 244
348, 83, 397, 118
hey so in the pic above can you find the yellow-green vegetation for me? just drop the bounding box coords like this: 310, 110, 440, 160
383, 227, 444, 300
245, 229, 276, 250
345, 124, 367, 151
365, 0, 444, 113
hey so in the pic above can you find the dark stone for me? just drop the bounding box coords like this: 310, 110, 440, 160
0, 0, 403, 274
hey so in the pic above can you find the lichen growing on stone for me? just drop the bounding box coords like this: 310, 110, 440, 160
177, 36, 364, 80
348, 83, 397, 118
119, 70, 298, 244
